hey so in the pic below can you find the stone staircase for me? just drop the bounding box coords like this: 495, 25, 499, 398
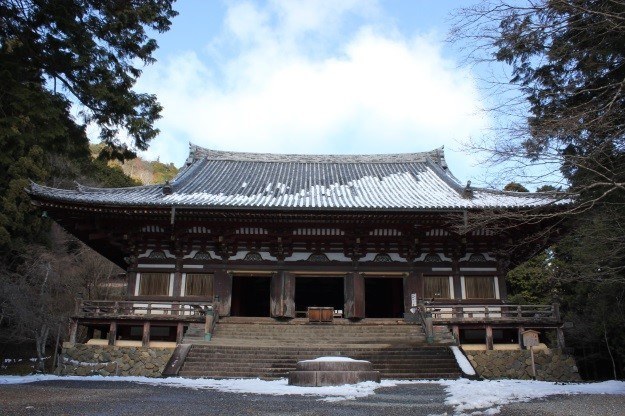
176, 318, 461, 379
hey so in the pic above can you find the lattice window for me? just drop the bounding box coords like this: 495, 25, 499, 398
308, 253, 329, 262
194, 251, 212, 260
424, 253, 442, 262
244, 252, 263, 261
465, 276, 496, 299
148, 250, 167, 259
185, 274, 213, 297
373, 253, 392, 262
138, 273, 170, 296
468, 253, 487, 262
424, 276, 452, 299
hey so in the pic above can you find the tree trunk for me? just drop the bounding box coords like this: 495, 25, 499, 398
603, 322, 617, 380
34, 325, 49, 373
53, 323, 61, 369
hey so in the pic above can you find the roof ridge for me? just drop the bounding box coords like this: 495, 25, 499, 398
187, 143, 446, 165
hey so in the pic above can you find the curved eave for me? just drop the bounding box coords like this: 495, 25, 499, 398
28, 190, 565, 214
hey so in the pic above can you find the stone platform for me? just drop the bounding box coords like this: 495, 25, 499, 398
288, 357, 380, 386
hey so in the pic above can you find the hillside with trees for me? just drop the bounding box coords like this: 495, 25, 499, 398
90, 143, 178, 185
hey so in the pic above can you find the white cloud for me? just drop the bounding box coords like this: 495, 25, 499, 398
139, 0, 489, 181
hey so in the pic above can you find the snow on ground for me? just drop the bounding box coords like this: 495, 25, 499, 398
450, 346, 476, 376
439, 378, 625, 414
0, 374, 397, 402
300, 356, 368, 363
0, 375, 624, 412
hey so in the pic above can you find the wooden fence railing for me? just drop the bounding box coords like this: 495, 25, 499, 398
74, 299, 214, 318
424, 304, 560, 322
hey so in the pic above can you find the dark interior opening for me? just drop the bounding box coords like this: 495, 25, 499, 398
87, 325, 110, 341
493, 328, 519, 344
459, 328, 486, 344
295, 276, 344, 312
364, 277, 404, 318
150, 326, 177, 342
231, 275, 271, 317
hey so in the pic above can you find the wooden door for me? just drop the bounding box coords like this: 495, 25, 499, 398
344, 272, 365, 319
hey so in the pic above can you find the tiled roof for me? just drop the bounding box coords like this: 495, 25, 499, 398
28, 145, 562, 210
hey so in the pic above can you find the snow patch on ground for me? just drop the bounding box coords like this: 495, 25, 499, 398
300, 356, 368, 363
1, 375, 624, 412
0, 375, 399, 401
450, 346, 476, 376
439, 378, 625, 414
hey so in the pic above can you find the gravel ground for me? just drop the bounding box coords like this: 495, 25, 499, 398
0, 380, 453, 416
498, 393, 625, 416
1, 380, 624, 415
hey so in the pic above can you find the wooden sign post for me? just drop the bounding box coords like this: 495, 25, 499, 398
522, 330, 540, 379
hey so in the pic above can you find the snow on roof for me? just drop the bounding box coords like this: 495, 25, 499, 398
28, 145, 564, 210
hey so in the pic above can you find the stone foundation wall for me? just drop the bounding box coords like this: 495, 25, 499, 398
56, 343, 173, 377
465, 349, 581, 381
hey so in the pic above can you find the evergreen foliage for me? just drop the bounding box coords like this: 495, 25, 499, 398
0, 0, 176, 255
503, 182, 529, 192
0, 1, 177, 365
1, 0, 177, 158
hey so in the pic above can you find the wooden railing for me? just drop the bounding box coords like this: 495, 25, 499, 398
424, 304, 560, 322
74, 299, 214, 319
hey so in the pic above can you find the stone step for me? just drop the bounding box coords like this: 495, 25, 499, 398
184, 353, 455, 359
186, 347, 452, 353
178, 320, 460, 379
176, 370, 460, 380
181, 364, 460, 373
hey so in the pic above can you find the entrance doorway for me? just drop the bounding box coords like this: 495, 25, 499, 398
295, 276, 344, 314
365, 277, 404, 318
231, 275, 271, 317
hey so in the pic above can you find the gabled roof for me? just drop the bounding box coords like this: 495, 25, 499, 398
28, 144, 561, 211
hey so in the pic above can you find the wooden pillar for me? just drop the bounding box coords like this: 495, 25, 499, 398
108, 322, 117, 346
518, 326, 525, 349
485, 325, 493, 350
142, 322, 151, 347
127, 267, 138, 297
173, 257, 183, 297
214, 270, 232, 316
497, 256, 510, 301
452, 325, 460, 343
176, 322, 185, 344
556, 327, 566, 349
452, 255, 462, 299
497, 275, 508, 300
403, 272, 419, 316
69, 320, 78, 344
270, 271, 295, 319
344, 272, 365, 319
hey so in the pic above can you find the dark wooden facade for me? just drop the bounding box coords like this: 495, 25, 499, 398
28, 146, 564, 348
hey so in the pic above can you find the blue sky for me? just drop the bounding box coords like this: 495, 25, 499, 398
130, 0, 494, 184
